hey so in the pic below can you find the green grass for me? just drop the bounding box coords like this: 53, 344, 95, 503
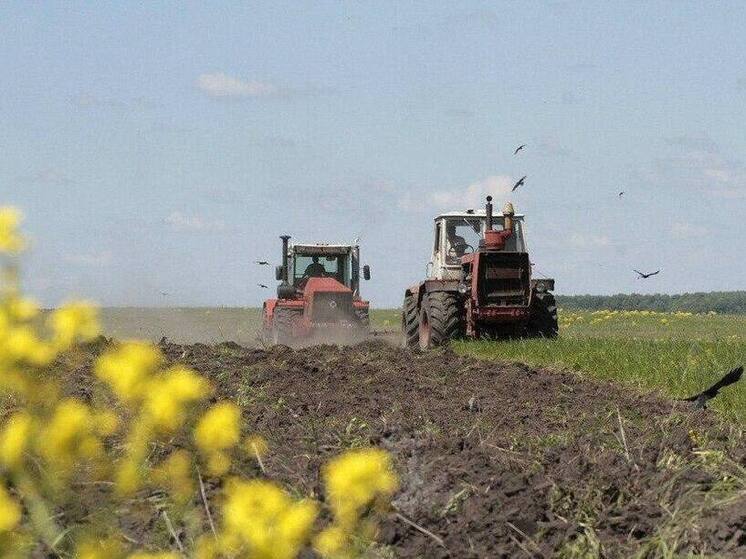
455, 310, 746, 422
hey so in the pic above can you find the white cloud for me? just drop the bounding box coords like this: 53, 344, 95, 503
197, 73, 278, 98
165, 212, 225, 232
64, 250, 113, 267
670, 222, 708, 240
430, 175, 513, 209
648, 148, 746, 198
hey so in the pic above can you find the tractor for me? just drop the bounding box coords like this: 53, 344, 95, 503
262, 235, 371, 345
402, 196, 557, 349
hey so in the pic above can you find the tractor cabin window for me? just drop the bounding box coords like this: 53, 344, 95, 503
445, 218, 483, 264
294, 255, 347, 285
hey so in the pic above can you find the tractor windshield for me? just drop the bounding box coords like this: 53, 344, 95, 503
443, 216, 526, 264
294, 254, 348, 285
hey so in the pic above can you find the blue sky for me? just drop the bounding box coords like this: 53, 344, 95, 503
1, 2, 745, 307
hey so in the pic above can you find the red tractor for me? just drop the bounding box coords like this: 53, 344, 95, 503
402, 196, 558, 349
262, 236, 371, 345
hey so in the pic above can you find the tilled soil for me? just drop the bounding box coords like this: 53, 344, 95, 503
154, 340, 746, 558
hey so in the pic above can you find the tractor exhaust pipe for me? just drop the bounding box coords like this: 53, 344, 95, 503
485, 196, 494, 231
280, 235, 290, 282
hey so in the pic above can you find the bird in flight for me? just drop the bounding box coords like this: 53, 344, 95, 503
513, 144, 526, 155
633, 269, 660, 279
258, 283, 269, 289
160, 291, 169, 297
254, 260, 270, 266
512, 176, 526, 192
681, 366, 743, 409
618, 191, 624, 197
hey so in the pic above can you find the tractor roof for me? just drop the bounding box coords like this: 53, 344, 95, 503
291, 243, 355, 256
434, 209, 525, 220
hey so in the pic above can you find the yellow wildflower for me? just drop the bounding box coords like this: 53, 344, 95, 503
94, 342, 163, 401
48, 301, 100, 349
5, 296, 39, 321
0, 411, 32, 469
0, 485, 21, 532
314, 525, 347, 557
1, 325, 55, 366
194, 402, 241, 453
222, 479, 318, 559
153, 450, 194, 504
144, 366, 209, 431
38, 398, 100, 469
0, 207, 25, 254
323, 448, 398, 528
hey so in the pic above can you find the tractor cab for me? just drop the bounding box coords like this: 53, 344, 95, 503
429, 208, 526, 280
276, 242, 370, 297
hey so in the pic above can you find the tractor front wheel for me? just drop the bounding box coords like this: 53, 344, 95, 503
527, 292, 558, 338
272, 307, 298, 346
418, 292, 465, 349
401, 293, 419, 348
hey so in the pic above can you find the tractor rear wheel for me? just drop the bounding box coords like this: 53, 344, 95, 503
419, 292, 465, 349
401, 293, 419, 348
527, 292, 558, 338
272, 307, 298, 346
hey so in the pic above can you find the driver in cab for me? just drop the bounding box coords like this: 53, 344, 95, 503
446, 224, 468, 258
303, 256, 326, 278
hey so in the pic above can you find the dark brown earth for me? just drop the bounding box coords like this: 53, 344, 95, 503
141, 340, 746, 558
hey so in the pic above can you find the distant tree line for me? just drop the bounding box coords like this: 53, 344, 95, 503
556, 291, 746, 314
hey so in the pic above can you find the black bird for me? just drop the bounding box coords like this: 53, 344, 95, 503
512, 176, 526, 192
258, 283, 269, 289
633, 269, 660, 279
681, 366, 743, 409
513, 144, 526, 155
255, 260, 270, 266
618, 191, 624, 197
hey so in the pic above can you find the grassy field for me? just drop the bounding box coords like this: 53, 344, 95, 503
457, 309, 746, 422
93, 307, 746, 421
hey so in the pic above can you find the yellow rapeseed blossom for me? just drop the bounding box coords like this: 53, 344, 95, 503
0, 485, 21, 532
194, 402, 241, 453
153, 450, 194, 504
48, 301, 100, 349
323, 448, 398, 528
144, 365, 210, 431
0, 411, 32, 469
0, 207, 25, 254
5, 296, 39, 321
0, 325, 55, 366
314, 525, 347, 557
38, 398, 102, 469
221, 479, 318, 559
94, 342, 163, 401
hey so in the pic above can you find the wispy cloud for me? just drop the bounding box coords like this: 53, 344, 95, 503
429, 175, 513, 209
197, 72, 279, 98
165, 211, 225, 232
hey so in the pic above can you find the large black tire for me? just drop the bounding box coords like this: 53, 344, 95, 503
401, 293, 419, 348
419, 292, 465, 350
527, 292, 559, 338
272, 307, 298, 346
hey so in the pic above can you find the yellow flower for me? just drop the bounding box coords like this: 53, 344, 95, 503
38, 398, 100, 468
94, 342, 163, 401
49, 301, 100, 349
0, 207, 25, 254
153, 450, 194, 504
0, 411, 32, 469
1, 325, 55, 366
6, 296, 39, 321
194, 402, 241, 454
314, 525, 347, 557
144, 366, 209, 431
222, 479, 318, 559
0, 485, 21, 532
323, 448, 398, 528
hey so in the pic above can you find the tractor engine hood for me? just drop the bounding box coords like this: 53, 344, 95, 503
304, 277, 355, 323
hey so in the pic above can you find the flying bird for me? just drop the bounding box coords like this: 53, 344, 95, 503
512, 176, 526, 192
618, 191, 624, 197
633, 269, 660, 279
257, 283, 269, 289
513, 144, 526, 155
254, 260, 270, 266
160, 291, 169, 297
681, 366, 743, 409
